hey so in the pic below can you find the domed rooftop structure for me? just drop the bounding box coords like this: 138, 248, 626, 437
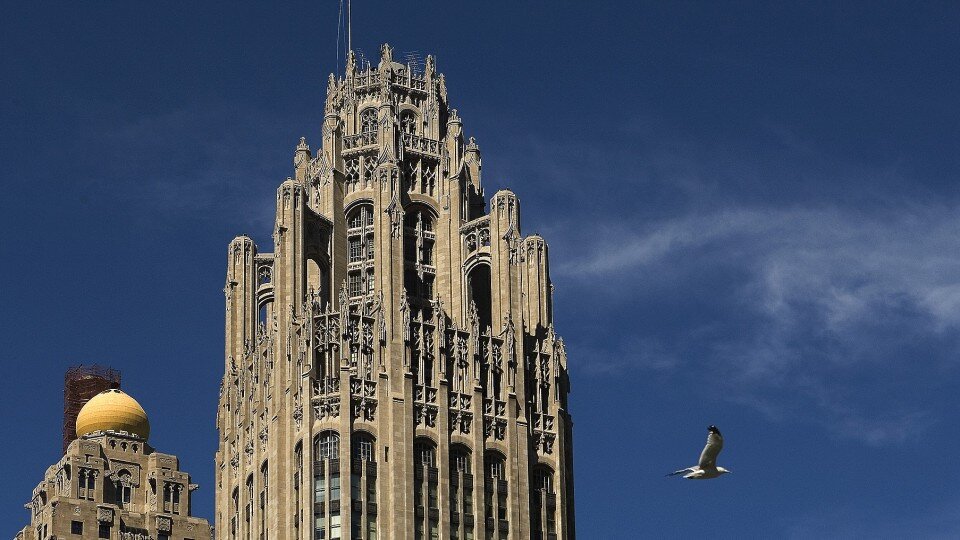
75, 389, 150, 440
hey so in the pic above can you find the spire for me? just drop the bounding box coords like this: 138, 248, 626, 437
346, 49, 356, 75
379, 43, 394, 66
294, 137, 311, 177
425, 54, 436, 80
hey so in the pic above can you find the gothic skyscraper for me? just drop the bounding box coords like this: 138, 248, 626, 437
216, 44, 574, 539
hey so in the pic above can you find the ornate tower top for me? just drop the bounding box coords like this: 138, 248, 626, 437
217, 43, 574, 539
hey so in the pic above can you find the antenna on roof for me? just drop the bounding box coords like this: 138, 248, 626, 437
403, 51, 423, 75
336, 0, 343, 74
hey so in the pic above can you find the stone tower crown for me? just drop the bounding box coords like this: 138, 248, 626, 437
217, 43, 573, 540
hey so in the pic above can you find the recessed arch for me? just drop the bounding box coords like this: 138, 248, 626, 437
359, 107, 378, 134
466, 262, 492, 332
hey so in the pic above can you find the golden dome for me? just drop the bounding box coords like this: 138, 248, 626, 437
75, 389, 150, 440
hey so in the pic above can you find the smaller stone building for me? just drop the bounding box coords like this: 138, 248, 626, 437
15, 389, 211, 540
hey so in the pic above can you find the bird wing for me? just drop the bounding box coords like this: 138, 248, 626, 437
666, 467, 697, 477
697, 429, 723, 469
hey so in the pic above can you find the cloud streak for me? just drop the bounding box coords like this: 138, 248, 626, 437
551, 203, 960, 446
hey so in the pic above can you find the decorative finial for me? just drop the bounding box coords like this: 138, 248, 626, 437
297, 137, 309, 151
346, 50, 356, 74
380, 43, 393, 65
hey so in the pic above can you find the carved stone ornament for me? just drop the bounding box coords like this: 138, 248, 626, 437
244, 440, 254, 464
353, 396, 377, 421
293, 400, 303, 430
97, 505, 114, 523
314, 396, 341, 419
259, 427, 269, 450
156, 515, 172, 532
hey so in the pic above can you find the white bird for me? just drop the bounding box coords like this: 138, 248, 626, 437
667, 425, 732, 479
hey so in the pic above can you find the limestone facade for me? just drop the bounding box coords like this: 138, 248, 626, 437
215, 44, 574, 540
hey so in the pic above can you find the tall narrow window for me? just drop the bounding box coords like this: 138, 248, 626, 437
79, 469, 97, 501
294, 442, 303, 532
450, 445, 475, 540
172, 484, 181, 514
231, 488, 239, 540
245, 474, 254, 540
260, 462, 268, 540
349, 238, 363, 262
347, 205, 375, 300
360, 109, 378, 134
484, 453, 509, 539
413, 439, 439, 540
115, 470, 132, 508
314, 431, 340, 540
403, 209, 436, 301
530, 467, 555, 540
400, 110, 417, 134
351, 433, 377, 540
467, 264, 492, 333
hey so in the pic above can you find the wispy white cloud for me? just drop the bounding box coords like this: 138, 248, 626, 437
551, 203, 960, 445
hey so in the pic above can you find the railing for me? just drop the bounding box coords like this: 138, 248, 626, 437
483, 398, 506, 417
343, 132, 377, 150
531, 411, 557, 455
414, 385, 439, 427
448, 392, 472, 410
353, 67, 428, 93
353, 70, 382, 88
401, 133, 440, 156
531, 412, 555, 431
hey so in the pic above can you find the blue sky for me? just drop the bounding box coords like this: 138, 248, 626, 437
2, 1, 959, 537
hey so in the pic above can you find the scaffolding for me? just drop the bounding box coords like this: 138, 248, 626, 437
63, 365, 121, 452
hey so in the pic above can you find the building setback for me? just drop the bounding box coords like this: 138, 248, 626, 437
216, 44, 574, 540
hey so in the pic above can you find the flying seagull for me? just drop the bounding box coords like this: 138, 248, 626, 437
667, 425, 731, 479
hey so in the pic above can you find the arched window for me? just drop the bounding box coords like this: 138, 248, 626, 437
530, 466, 555, 540
78, 468, 96, 501
346, 204, 375, 300
413, 439, 439, 540
360, 108, 378, 134
484, 452, 509, 537
400, 110, 417, 134
314, 431, 341, 540
293, 441, 303, 532
351, 433, 378, 539
467, 264, 492, 332
353, 433, 376, 463
315, 431, 340, 460
115, 470, 132, 507
449, 445, 475, 540
306, 257, 329, 311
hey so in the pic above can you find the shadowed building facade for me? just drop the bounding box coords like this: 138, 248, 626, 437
17, 389, 211, 540
215, 44, 574, 540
